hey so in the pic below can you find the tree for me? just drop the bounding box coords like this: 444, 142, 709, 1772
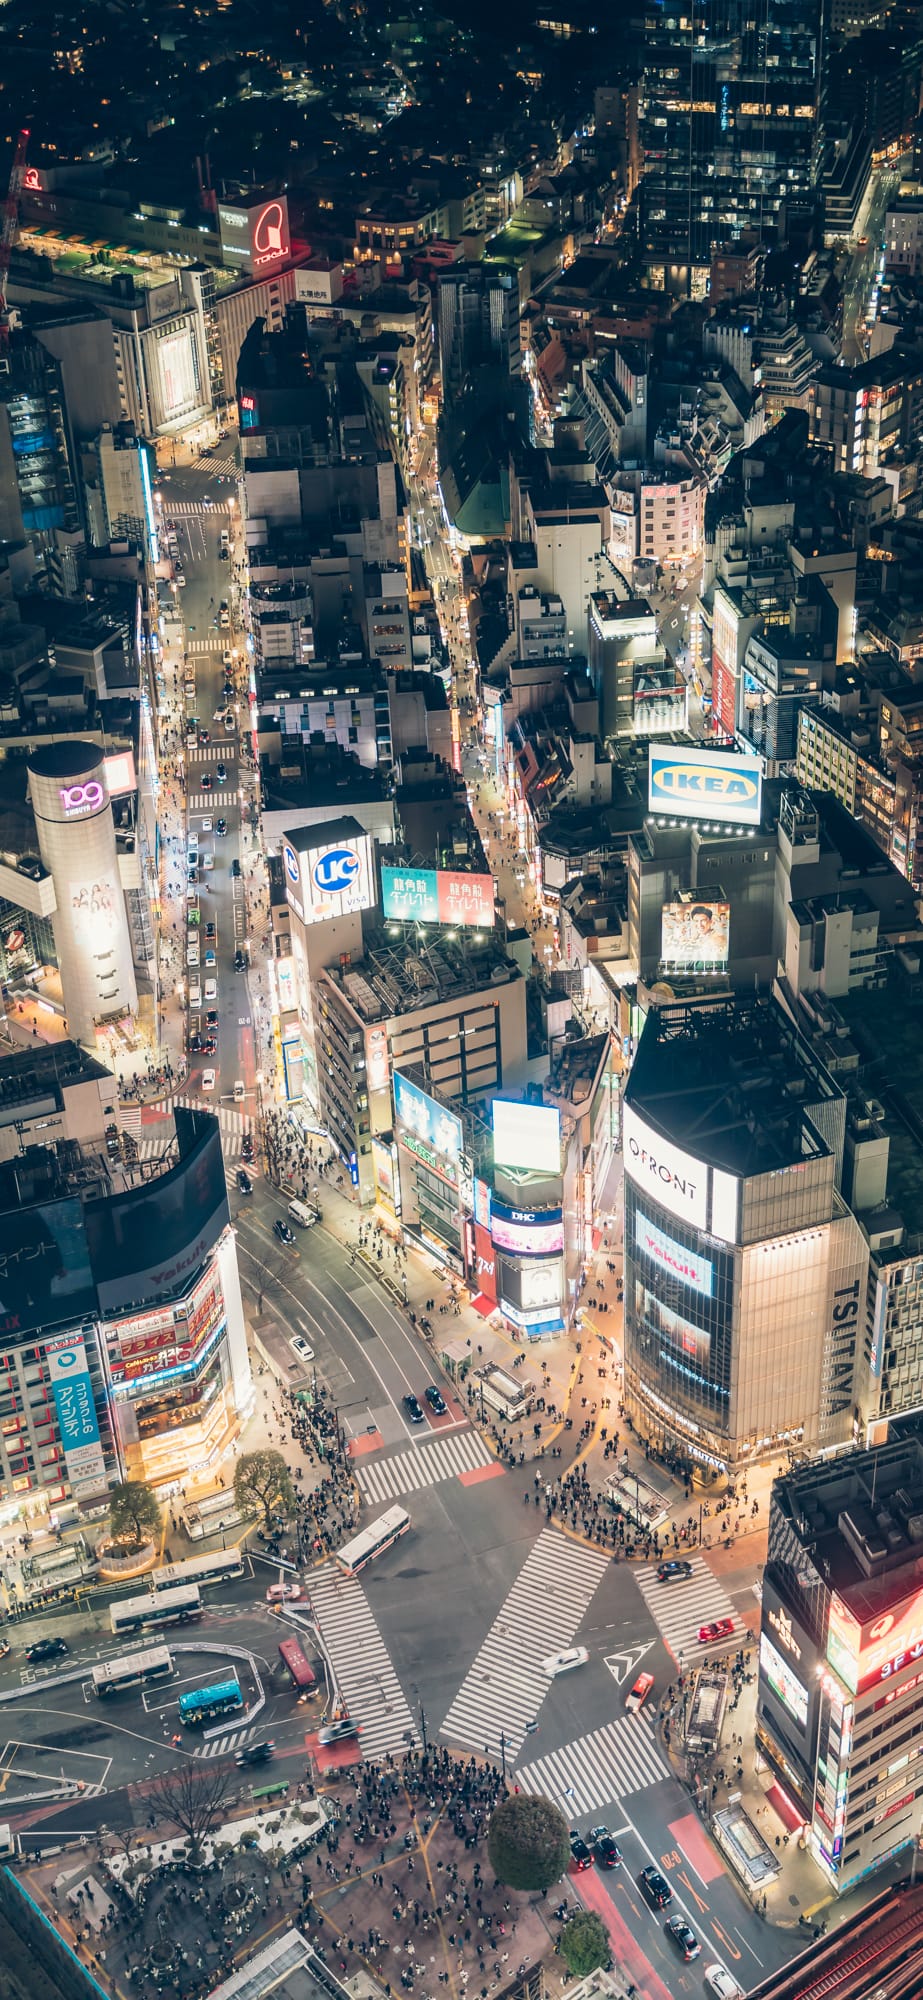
559, 1911, 610, 1978
107, 1480, 161, 1551
486, 1793, 570, 1892
149, 1764, 234, 1867
233, 1448, 296, 1526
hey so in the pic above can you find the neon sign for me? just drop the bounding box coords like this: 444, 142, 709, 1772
60, 781, 104, 817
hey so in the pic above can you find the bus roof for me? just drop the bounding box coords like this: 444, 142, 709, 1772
178, 1676, 240, 1713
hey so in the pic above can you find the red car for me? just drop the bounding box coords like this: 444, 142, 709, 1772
698, 1618, 735, 1645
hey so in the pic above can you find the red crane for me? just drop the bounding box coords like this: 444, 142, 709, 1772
0, 126, 30, 359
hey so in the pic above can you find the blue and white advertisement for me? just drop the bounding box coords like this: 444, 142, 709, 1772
394, 1070, 463, 1166
648, 747, 763, 827
45, 1335, 108, 1496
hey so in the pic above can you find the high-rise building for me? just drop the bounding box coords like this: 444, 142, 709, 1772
638, 0, 822, 294
437, 266, 521, 404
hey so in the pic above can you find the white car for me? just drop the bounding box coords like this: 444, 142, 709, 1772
201, 1068, 216, 1092
704, 1970, 743, 2000
266, 1582, 303, 1603
290, 1334, 315, 1364
199, 817, 212, 833
204, 978, 217, 1002
542, 1646, 589, 1678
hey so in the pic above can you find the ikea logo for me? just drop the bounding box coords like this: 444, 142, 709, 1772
648, 749, 762, 827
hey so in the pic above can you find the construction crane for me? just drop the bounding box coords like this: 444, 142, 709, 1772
0, 126, 30, 363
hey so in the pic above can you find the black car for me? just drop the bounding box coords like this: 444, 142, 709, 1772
26, 1636, 68, 1663
241, 1134, 254, 1162
231, 863, 242, 883
235, 1740, 274, 1766
404, 1394, 425, 1424
237, 1168, 252, 1195
665, 1918, 700, 1961
639, 1866, 672, 1910
216, 818, 228, 836
273, 1219, 295, 1245
205, 922, 216, 941
425, 1385, 447, 1415
234, 949, 247, 973
206, 1009, 218, 1027
590, 1826, 622, 1868
216, 763, 227, 783
657, 1559, 694, 1582
569, 1833, 593, 1872
223, 679, 234, 697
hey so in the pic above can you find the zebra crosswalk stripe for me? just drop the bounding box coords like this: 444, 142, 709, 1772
515, 1713, 668, 1816
188, 745, 237, 765
439, 1528, 610, 1761
356, 1431, 491, 1505
188, 791, 238, 810
197, 1726, 251, 1760
308, 1566, 418, 1759
632, 1554, 741, 1663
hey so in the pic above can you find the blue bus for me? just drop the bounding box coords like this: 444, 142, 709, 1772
178, 1677, 243, 1727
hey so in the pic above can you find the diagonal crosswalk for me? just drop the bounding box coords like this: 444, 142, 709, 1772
632, 1554, 740, 1664
355, 1431, 492, 1505
515, 1712, 668, 1816
439, 1529, 610, 1762
307, 1567, 419, 1759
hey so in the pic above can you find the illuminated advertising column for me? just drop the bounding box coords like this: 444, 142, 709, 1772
28, 742, 138, 1046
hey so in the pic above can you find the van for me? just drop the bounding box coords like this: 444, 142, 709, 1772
188, 981, 202, 1009
288, 1200, 321, 1230
204, 978, 217, 1003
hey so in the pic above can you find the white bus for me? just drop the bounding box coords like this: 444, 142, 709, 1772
150, 1549, 245, 1594
335, 1505, 410, 1576
92, 1646, 174, 1697
110, 1583, 202, 1635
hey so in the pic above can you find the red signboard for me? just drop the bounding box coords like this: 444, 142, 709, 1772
437, 871, 495, 928
474, 1223, 497, 1304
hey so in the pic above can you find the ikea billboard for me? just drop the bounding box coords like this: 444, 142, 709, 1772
648, 748, 763, 828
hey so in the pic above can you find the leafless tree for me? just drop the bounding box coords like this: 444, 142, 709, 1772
148, 1763, 235, 1865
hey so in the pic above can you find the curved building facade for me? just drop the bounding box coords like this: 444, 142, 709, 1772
28, 741, 138, 1045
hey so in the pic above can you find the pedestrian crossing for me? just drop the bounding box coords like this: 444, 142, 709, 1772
515, 1711, 668, 1817
439, 1529, 610, 1762
355, 1430, 492, 1505
308, 1566, 419, 1759
189, 790, 238, 811
188, 745, 237, 764
195, 452, 238, 477
197, 1724, 252, 1760
188, 637, 230, 655
632, 1554, 741, 1665
165, 500, 230, 517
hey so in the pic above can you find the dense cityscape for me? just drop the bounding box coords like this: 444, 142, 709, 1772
2, 0, 923, 1996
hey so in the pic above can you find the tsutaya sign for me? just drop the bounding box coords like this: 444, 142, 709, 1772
648, 747, 763, 827
623, 1103, 708, 1229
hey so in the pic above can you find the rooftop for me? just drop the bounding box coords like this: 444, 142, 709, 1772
325, 925, 520, 1023
773, 1438, 923, 1624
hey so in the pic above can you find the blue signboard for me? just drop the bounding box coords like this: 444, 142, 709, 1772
46, 1337, 103, 1478
381, 866, 440, 923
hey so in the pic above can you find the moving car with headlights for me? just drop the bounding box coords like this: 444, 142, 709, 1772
542, 1646, 589, 1678
657, 1559, 693, 1582
639, 1865, 672, 1909
590, 1826, 621, 1868
665, 1918, 700, 1961
273, 1218, 295, 1245
319, 1716, 359, 1744
625, 1670, 654, 1712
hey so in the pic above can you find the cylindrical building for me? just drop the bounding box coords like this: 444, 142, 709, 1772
27, 741, 138, 1046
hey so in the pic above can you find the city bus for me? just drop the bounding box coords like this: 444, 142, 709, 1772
335, 1505, 410, 1577
278, 1634, 315, 1692
92, 1646, 174, 1698
150, 1549, 245, 1594
178, 1677, 243, 1727
110, 1584, 202, 1635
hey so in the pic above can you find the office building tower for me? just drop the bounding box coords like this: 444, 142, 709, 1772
639, 0, 822, 294
437, 266, 521, 404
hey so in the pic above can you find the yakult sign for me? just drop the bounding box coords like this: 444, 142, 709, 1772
622, 1104, 708, 1229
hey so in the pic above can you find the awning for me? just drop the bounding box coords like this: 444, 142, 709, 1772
470, 1294, 496, 1317
766, 1781, 806, 1833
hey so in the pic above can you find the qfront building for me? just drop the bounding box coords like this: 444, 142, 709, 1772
0, 1107, 252, 1513
758, 1439, 923, 1895
621, 996, 869, 1476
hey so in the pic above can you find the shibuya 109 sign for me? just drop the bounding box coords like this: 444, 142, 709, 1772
622, 1102, 708, 1230
59, 779, 106, 818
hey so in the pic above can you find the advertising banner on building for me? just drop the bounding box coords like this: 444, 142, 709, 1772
45, 1335, 107, 1493
634, 1211, 713, 1296
381, 866, 495, 929
661, 898, 730, 970
492, 1099, 561, 1176
648, 747, 762, 827
474, 1222, 497, 1303
491, 1200, 564, 1257
87, 1125, 229, 1311
622, 1102, 708, 1229
0, 1198, 97, 1339
827, 1581, 923, 1695
394, 1071, 462, 1164
283, 824, 375, 926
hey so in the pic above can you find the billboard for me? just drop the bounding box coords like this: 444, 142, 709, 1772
648, 747, 763, 827
218, 194, 290, 277
661, 898, 730, 970
634, 1211, 713, 1296
103, 750, 137, 798
394, 1071, 462, 1164
87, 1125, 229, 1311
283, 825, 375, 926
0, 1197, 97, 1338
760, 1631, 809, 1732
381, 866, 495, 930
45, 1334, 107, 1493
622, 1102, 708, 1230
492, 1099, 561, 1176
827, 1584, 923, 1696
491, 1200, 564, 1257
473, 1222, 497, 1303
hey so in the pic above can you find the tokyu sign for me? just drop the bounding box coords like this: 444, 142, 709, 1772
649, 747, 763, 827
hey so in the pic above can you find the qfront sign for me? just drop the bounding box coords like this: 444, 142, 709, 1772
648, 747, 763, 827
60, 780, 105, 818
623, 1103, 708, 1229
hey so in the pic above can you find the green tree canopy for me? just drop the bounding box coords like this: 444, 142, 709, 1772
233, 1448, 296, 1526
559, 1910, 610, 1977
107, 1480, 161, 1550
486, 1793, 570, 1892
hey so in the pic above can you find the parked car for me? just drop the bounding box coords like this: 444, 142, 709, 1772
205, 922, 216, 940
657, 1559, 693, 1582
698, 1618, 735, 1645
665, 1918, 700, 1962
590, 1827, 622, 1868
638, 1866, 672, 1910
569, 1833, 592, 1872
404, 1394, 425, 1424
26, 1637, 68, 1663
425, 1385, 447, 1415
